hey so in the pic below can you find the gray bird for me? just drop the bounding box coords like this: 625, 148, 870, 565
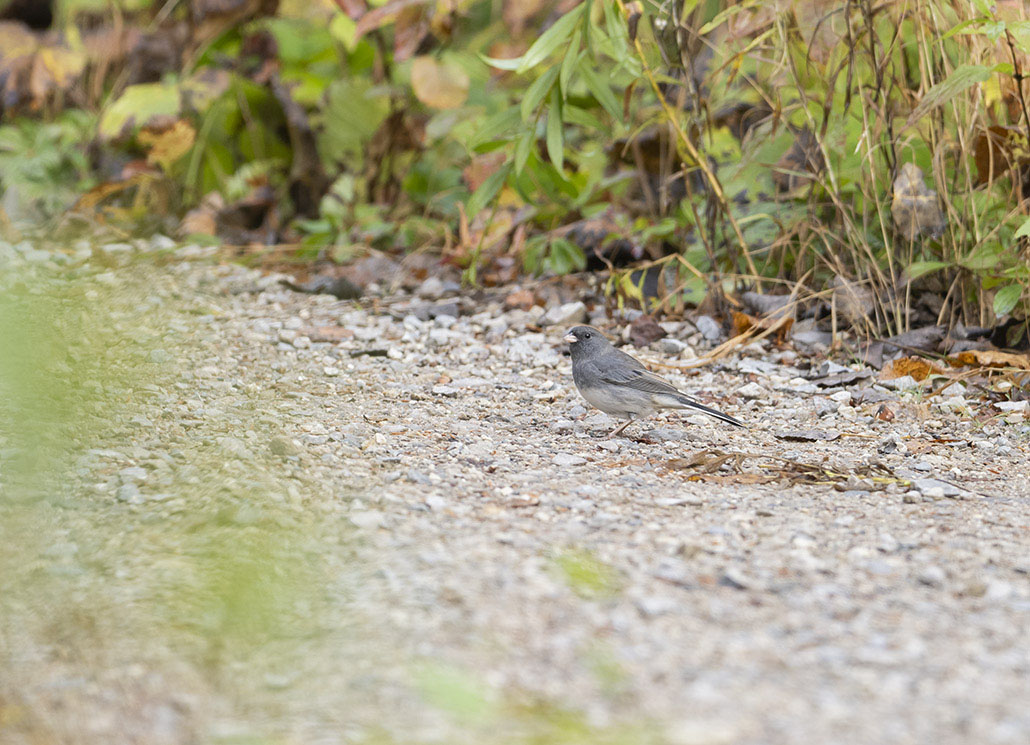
564, 325, 745, 437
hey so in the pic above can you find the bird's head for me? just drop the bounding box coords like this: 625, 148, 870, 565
563, 325, 611, 359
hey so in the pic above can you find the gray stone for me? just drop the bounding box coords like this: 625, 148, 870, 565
552, 453, 587, 467
116, 483, 142, 503
694, 315, 722, 341
912, 478, 963, 498
658, 338, 688, 356
737, 382, 766, 399
416, 276, 445, 299
541, 301, 587, 327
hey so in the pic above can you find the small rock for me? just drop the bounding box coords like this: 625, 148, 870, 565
694, 315, 723, 342
349, 511, 386, 529
642, 427, 687, 442
425, 495, 448, 511
416, 276, 445, 299
431, 385, 457, 397
918, 565, 947, 587
218, 436, 252, 459
718, 568, 751, 590
995, 400, 1029, 412
292, 335, 311, 349
791, 329, 833, 348
737, 382, 766, 399
552, 453, 587, 467
877, 434, 907, 455
118, 466, 148, 483
813, 398, 838, 417
881, 375, 920, 391
658, 338, 688, 356
829, 390, 852, 403
636, 595, 677, 617
541, 301, 588, 327
116, 483, 142, 503
269, 436, 300, 456
148, 349, 173, 364
912, 478, 962, 498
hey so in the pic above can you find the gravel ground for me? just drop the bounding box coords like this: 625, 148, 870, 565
1, 245, 1028, 745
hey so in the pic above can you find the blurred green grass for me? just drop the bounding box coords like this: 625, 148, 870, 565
0, 263, 666, 744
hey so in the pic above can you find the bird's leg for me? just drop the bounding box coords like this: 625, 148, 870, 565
607, 418, 633, 439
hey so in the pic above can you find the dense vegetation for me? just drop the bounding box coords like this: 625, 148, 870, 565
1, 0, 1028, 343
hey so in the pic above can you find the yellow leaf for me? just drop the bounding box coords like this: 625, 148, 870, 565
411, 55, 469, 109
139, 120, 196, 171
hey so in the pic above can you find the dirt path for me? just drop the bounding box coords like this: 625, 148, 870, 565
1, 254, 1028, 745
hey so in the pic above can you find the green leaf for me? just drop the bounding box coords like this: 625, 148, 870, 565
99, 83, 182, 139
546, 88, 564, 171
961, 243, 1004, 271
905, 260, 951, 280
514, 130, 533, 175
521, 66, 559, 122
993, 283, 1023, 317
1014, 217, 1030, 239
579, 60, 622, 121
563, 104, 604, 131
329, 12, 358, 51
469, 107, 521, 149
518, 5, 586, 73
320, 79, 390, 161
547, 237, 586, 274
465, 163, 511, 218
560, 31, 581, 95
904, 65, 991, 129
480, 54, 524, 71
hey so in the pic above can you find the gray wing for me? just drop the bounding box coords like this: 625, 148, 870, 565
587, 352, 684, 398
587, 351, 747, 427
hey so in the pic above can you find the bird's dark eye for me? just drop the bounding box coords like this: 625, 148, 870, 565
584, 332, 591, 339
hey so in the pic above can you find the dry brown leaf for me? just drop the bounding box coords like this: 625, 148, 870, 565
139, 118, 196, 171
462, 151, 506, 192
504, 288, 537, 311
411, 55, 469, 109
880, 356, 946, 382
953, 349, 1030, 370
732, 311, 793, 342
891, 163, 946, 240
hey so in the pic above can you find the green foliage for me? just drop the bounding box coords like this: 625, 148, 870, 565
3, 0, 1029, 330
0, 111, 94, 219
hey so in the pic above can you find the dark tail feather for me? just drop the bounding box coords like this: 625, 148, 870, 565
675, 394, 747, 428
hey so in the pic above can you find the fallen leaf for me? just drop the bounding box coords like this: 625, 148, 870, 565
732, 311, 793, 342
953, 349, 1030, 370
891, 162, 947, 240
880, 356, 945, 382
411, 55, 469, 109
139, 118, 196, 171
504, 288, 537, 311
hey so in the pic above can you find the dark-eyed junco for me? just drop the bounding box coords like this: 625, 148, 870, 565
564, 325, 745, 437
